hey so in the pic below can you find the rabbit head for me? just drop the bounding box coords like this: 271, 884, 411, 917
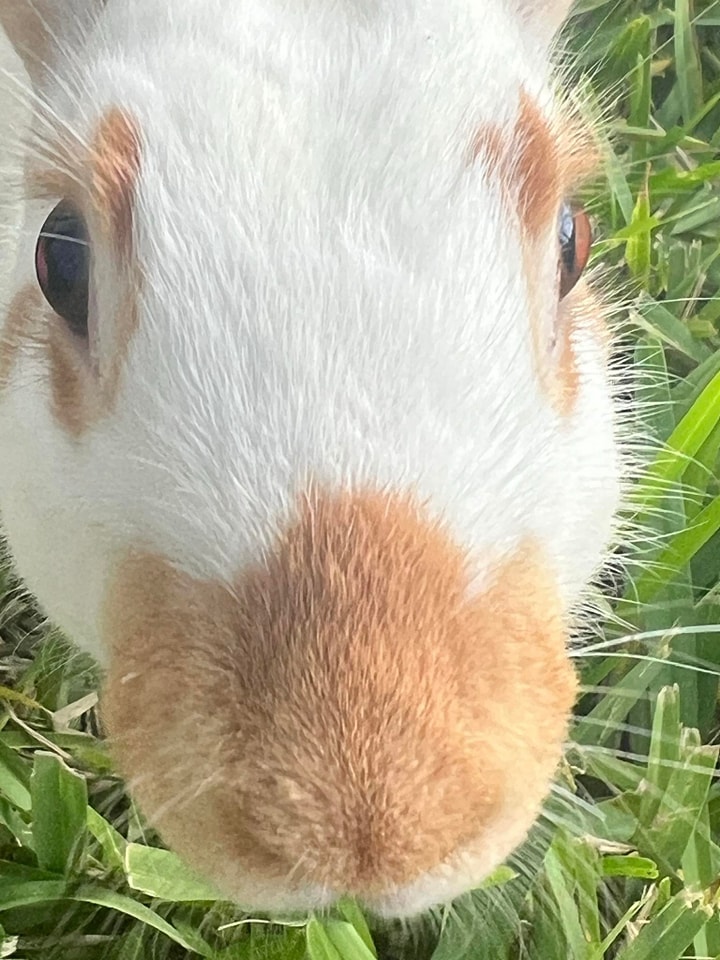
0, 0, 621, 918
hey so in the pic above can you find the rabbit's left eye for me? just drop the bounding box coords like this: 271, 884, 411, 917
35, 200, 90, 339
558, 203, 591, 300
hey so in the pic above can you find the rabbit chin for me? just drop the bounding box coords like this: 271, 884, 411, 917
144, 803, 539, 920
243, 810, 538, 920
98, 728, 554, 921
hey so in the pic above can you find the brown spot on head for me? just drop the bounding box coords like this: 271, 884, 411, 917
46, 317, 95, 437
0, 286, 46, 394
90, 108, 141, 250
469, 89, 599, 234
515, 90, 561, 238
102, 488, 577, 911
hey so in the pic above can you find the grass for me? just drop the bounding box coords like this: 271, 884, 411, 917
2, 0, 720, 957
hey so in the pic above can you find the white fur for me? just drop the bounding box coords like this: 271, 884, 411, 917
0, 0, 621, 916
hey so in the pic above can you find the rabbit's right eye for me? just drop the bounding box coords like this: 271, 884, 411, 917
35, 201, 90, 339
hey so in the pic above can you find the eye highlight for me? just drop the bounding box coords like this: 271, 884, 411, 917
558, 203, 591, 300
35, 200, 90, 339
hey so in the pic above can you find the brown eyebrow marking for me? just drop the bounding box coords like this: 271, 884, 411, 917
90, 107, 141, 251
26, 107, 141, 252
515, 90, 561, 238
470, 88, 599, 232
517, 90, 600, 237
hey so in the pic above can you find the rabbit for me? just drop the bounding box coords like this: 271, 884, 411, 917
0, 0, 623, 919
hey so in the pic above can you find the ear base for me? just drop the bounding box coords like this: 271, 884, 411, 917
0, 1, 104, 84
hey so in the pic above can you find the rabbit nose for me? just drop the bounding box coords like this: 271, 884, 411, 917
101, 488, 575, 911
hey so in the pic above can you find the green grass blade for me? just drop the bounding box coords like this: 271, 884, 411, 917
29, 752, 87, 876
124, 843, 220, 902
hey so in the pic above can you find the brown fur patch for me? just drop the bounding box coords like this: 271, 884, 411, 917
90, 108, 141, 251
47, 322, 93, 437
515, 91, 561, 238
102, 489, 577, 905
470, 91, 598, 228
0, 286, 43, 392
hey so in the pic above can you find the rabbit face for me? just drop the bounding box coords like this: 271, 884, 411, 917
0, 0, 621, 917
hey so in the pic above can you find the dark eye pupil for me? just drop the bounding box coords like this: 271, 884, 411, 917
558, 202, 591, 300
35, 200, 90, 338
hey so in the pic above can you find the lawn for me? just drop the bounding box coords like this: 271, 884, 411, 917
2, 0, 720, 957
